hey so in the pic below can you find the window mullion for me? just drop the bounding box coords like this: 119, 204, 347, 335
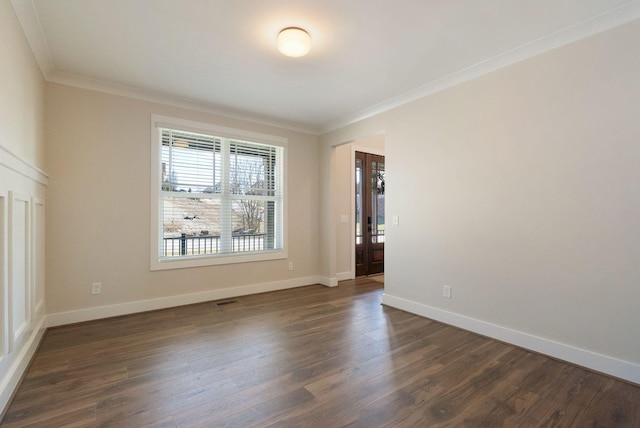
152, 116, 286, 269
220, 138, 232, 253
158, 130, 172, 257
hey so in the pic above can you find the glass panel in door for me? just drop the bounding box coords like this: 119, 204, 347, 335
355, 158, 363, 246
371, 159, 385, 244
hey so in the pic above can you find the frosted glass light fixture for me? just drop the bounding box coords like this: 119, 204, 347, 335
278, 27, 311, 57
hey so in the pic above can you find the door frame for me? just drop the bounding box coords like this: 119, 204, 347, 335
350, 145, 385, 279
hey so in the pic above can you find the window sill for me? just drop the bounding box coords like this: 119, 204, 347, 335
150, 249, 287, 271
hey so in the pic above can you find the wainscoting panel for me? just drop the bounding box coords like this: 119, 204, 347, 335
0, 145, 47, 415
0, 191, 6, 365
9, 192, 30, 351
32, 198, 45, 319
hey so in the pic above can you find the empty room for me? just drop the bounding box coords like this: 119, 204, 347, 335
1, 0, 639, 426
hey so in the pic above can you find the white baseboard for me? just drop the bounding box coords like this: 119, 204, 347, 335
336, 271, 353, 281
0, 316, 47, 416
319, 276, 339, 287
382, 293, 640, 385
47, 276, 326, 327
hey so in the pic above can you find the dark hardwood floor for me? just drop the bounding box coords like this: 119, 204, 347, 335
2, 278, 638, 427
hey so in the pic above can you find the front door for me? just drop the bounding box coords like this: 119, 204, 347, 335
355, 151, 385, 276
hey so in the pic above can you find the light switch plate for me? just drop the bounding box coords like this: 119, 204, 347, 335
443, 285, 452, 299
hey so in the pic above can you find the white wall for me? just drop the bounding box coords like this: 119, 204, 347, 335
322, 20, 640, 383
0, 0, 47, 413
44, 83, 322, 322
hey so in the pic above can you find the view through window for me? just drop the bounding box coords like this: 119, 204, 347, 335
158, 127, 284, 260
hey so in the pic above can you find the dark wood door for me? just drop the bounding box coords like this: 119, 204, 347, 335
355, 151, 385, 276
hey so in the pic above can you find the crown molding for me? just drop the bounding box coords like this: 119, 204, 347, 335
12, 0, 640, 137
10, 0, 54, 77
320, 2, 640, 134
10, 1, 320, 136
46, 71, 321, 135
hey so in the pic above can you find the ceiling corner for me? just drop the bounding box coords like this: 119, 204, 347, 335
320, 1, 640, 135
11, 0, 55, 79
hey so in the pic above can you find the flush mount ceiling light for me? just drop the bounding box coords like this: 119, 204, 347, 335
278, 27, 311, 57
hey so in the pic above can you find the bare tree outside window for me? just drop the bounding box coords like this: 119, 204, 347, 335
231, 153, 268, 234
227, 144, 279, 253
158, 126, 282, 258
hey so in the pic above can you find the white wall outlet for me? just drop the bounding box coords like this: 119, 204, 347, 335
340, 214, 349, 223
288, 262, 294, 271
91, 282, 102, 295
443, 285, 452, 299
392, 215, 399, 226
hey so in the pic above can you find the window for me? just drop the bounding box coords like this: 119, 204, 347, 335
150, 115, 286, 270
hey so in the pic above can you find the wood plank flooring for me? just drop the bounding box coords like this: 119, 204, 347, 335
2, 278, 639, 427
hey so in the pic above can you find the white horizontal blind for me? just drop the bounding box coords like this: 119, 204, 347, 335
159, 128, 283, 258
161, 129, 221, 193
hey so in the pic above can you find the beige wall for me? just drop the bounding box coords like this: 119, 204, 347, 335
0, 0, 47, 413
45, 83, 320, 314
332, 135, 385, 278
319, 133, 386, 283
323, 20, 640, 370
333, 144, 352, 277
0, 0, 45, 168
5, 0, 639, 387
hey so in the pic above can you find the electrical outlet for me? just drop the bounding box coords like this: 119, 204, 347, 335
443, 285, 452, 299
91, 282, 102, 295
288, 262, 294, 271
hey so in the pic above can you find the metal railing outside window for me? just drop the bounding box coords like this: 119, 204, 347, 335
163, 233, 266, 256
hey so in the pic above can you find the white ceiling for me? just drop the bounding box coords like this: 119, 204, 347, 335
11, 0, 640, 134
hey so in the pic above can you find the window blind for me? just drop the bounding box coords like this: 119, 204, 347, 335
159, 128, 283, 258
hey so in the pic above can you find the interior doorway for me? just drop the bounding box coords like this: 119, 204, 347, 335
355, 151, 385, 276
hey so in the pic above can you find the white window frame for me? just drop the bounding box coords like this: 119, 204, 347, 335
150, 114, 287, 271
